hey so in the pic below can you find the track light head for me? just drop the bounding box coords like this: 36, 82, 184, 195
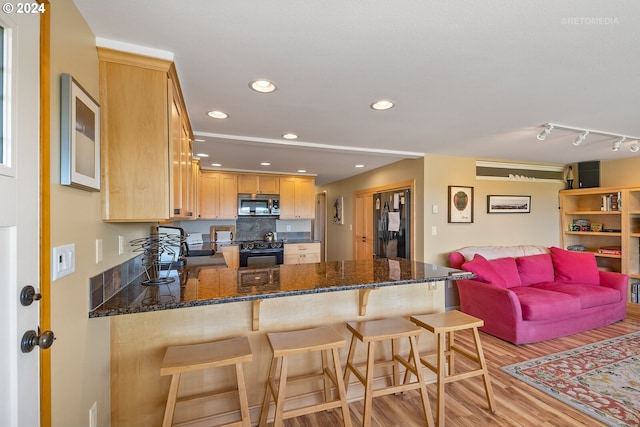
612, 137, 625, 151
631, 141, 640, 153
537, 124, 554, 141
573, 131, 588, 146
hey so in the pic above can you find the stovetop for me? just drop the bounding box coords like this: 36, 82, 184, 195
239, 240, 283, 250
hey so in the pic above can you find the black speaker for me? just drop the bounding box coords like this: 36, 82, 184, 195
578, 161, 600, 188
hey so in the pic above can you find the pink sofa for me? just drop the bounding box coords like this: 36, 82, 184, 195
449, 245, 628, 344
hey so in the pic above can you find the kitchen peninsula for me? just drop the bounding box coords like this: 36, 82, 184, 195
102, 258, 473, 426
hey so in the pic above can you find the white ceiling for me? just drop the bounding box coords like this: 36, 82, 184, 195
73, 0, 640, 185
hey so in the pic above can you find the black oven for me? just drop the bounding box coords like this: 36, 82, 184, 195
239, 241, 284, 267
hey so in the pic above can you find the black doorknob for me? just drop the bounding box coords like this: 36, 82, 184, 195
20, 285, 42, 306
21, 329, 55, 353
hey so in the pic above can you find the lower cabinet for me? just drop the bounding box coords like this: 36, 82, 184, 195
284, 243, 321, 264
219, 245, 239, 268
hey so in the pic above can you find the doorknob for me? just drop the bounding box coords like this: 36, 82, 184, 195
20, 285, 42, 306
21, 328, 56, 353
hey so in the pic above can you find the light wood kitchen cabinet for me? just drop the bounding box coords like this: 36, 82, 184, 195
191, 159, 200, 218
284, 243, 321, 264
98, 48, 194, 221
170, 85, 195, 219
199, 171, 238, 219
279, 177, 315, 219
219, 245, 239, 268
237, 174, 280, 195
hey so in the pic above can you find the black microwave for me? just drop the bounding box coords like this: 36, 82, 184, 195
238, 194, 280, 216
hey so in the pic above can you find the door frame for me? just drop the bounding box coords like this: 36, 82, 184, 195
314, 192, 327, 262
39, 3, 52, 426
353, 180, 415, 261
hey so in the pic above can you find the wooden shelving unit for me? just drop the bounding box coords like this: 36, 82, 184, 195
560, 186, 640, 316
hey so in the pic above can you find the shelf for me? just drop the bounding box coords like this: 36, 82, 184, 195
564, 231, 622, 237
560, 186, 640, 310
564, 210, 621, 215
594, 252, 622, 259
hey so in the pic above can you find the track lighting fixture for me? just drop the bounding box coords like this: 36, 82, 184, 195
539, 123, 640, 153
612, 137, 624, 151
573, 132, 588, 146
536, 124, 553, 140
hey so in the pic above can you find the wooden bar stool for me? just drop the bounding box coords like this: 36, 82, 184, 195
343, 317, 434, 427
258, 326, 352, 427
161, 336, 253, 427
410, 310, 496, 427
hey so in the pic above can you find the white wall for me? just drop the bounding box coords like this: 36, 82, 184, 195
318, 155, 565, 266
49, 3, 152, 426
422, 154, 565, 266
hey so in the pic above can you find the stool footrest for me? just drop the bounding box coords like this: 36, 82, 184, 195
175, 386, 240, 407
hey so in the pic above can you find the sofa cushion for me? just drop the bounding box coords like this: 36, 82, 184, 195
487, 257, 521, 288
462, 254, 507, 288
516, 253, 554, 285
457, 245, 549, 262
532, 282, 621, 309
549, 246, 600, 285
510, 286, 582, 320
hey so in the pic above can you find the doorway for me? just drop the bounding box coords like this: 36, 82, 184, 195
353, 180, 415, 261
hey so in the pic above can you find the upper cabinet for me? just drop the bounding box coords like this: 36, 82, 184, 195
98, 48, 195, 222
237, 174, 280, 195
279, 177, 315, 219
199, 171, 238, 219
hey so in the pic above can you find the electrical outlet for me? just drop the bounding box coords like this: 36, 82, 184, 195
431, 226, 437, 236
96, 239, 103, 263
89, 401, 97, 427
52, 244, 75, 280
286, 225, 291, 231
118, 235, 124, 255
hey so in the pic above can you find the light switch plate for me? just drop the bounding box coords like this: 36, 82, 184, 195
52, 244, 75, 280
96, 239, 103, 263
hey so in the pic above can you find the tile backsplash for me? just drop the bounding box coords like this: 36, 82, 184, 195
89, 254, 145, 311
235, 217, 277, 241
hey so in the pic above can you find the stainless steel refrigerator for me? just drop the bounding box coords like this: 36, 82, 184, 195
373, 188, 410, 259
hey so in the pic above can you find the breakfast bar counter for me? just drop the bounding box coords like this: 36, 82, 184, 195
90, 257, 471, 318
106, 258, 473, 427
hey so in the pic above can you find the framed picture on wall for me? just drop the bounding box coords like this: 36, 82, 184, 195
487, 195, 531, 213
333, 196, 343, 224
448, 186, 474, 223
60, 73, 101, 191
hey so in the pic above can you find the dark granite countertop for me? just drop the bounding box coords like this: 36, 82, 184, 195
89, 258, 473, 318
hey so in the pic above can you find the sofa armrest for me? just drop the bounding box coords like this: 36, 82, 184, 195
598, 270, 629, 303
456, 279, 523, 323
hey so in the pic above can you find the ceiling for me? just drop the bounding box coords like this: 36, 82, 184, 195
73, 1, 640, 185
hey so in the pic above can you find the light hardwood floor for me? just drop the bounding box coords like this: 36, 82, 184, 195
279, 315, 640, 427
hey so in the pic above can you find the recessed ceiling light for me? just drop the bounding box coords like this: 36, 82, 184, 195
355, 164, 365, 168
207, 110, 228, 119
196, 153, 209, 157
282, 133, 298, 140
370, 100, 394, 111
260, 162, 271, 166
211, 163, 222, 167
249, 79, 277, 93
297, 169, 307, 173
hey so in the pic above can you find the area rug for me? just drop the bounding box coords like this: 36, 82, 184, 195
501, 331, 640, 427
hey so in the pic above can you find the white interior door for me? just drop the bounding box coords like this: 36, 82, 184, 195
0, 12, 41, 427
